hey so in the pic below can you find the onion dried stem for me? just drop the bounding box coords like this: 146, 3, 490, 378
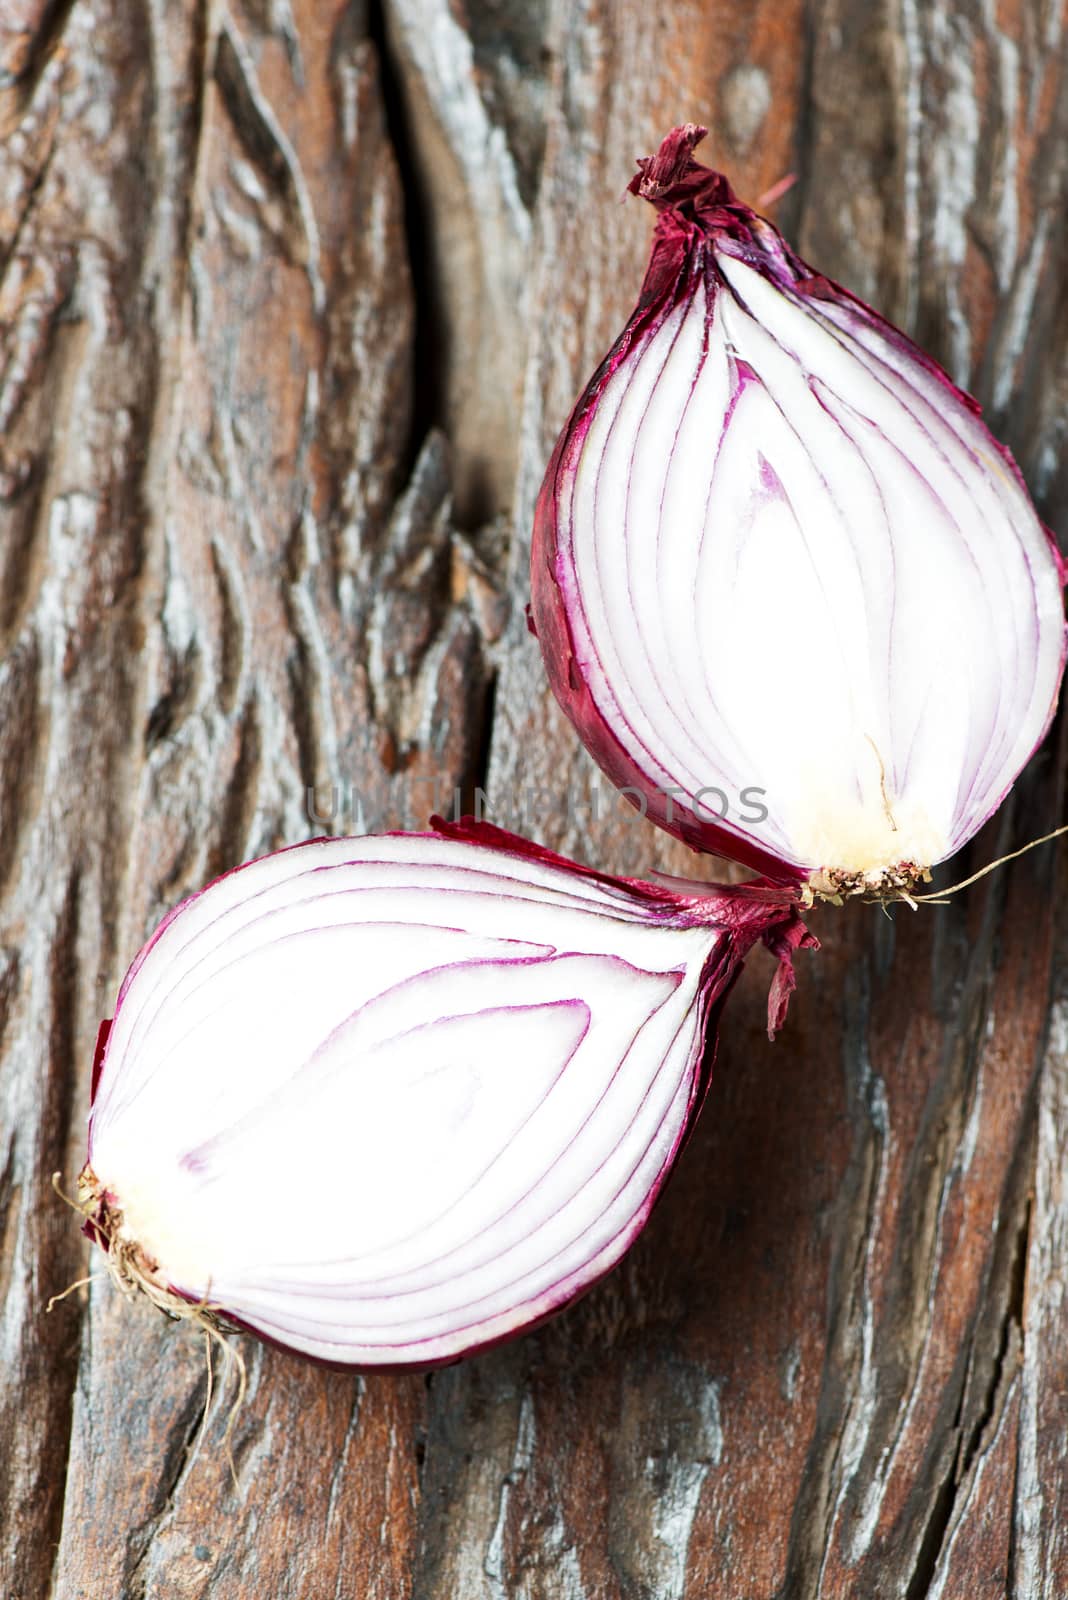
51, 1167, 248, 1489
913, 822, 1068, 903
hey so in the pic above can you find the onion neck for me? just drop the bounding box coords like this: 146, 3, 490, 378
628, 124, 735, 215
627, 125, 801, 287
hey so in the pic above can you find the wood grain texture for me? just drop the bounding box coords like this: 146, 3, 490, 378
1, 0, 1066, 1595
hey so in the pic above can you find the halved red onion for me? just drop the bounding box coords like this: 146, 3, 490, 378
79, 820, 812, 1368
532, 125, 1066, 898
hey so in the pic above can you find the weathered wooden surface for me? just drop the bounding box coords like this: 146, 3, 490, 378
2, 0, 1067, 1594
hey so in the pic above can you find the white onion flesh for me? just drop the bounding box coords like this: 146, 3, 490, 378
84, 826, 806, 1367
534, 127, 1065, 891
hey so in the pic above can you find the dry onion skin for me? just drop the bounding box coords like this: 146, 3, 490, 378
531, 125, 1067, 901
78, 820, 812, 1369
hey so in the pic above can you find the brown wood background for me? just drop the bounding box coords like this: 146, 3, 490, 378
2, 0, 1067, 1595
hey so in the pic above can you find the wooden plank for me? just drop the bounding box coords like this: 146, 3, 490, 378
1, 0, 1066, 1594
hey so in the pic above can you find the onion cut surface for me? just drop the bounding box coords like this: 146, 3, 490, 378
532, 125, 1066, 897
81, 820, 812, 1368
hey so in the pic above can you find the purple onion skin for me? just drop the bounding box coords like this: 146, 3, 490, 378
82, 818, 814, 1373
435, 818, 814, 1038
531, 125, 1066, 882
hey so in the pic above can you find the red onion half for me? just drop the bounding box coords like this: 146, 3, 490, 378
532, 125, 1066, 898
79, 820, 812, 1368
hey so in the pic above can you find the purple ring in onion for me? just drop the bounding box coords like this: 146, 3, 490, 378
77, 819, 813, 1370
531, 125, 1066, 900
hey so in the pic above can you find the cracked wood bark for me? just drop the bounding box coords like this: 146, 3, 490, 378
1, 0, 1066, 1596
